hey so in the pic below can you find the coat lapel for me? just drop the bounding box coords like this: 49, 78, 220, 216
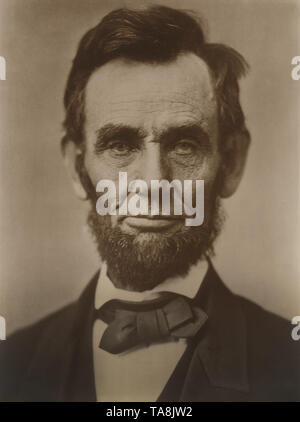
178, 264, 250, 401
62, 272, 99, 402
18, 272, 99, 402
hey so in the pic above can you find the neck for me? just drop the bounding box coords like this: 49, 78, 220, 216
106, 267, 163, 292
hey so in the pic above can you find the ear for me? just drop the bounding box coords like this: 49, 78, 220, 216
219, 130, 250, 198
63, 141, 88, 200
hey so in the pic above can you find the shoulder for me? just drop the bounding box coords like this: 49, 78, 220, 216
0, 302, 76, 400
0, 271, 99, 401
210, 265, 299, 362
236, 294, 300, 400
2, 301, 77, 352
1, 270, 99, 365
237, 293, 297, 350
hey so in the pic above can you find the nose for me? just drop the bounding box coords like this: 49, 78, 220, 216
136, 142, 170, 188
128, 142, 181, 217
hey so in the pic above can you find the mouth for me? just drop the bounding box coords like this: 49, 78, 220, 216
121, 215, 183, 232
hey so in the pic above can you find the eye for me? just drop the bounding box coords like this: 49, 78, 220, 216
172, 140, 197, 155
108, 141, 137, 156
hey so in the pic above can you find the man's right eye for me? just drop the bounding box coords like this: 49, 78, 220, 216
107, 141, 136, 156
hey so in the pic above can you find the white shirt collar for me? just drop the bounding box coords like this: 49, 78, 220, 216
95, 259, 209, 310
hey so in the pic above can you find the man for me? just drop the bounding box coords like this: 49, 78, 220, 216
0, 5, 299, 402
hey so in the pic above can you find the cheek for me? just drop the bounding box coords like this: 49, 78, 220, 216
83, 151, 121, 187
169, 154, 221, 185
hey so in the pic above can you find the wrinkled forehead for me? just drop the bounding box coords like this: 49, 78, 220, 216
85, 52, 218, 135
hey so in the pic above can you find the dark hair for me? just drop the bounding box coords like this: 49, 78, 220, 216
62, 5, 249, 152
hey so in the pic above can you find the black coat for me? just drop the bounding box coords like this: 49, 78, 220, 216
0, 265, 299, 401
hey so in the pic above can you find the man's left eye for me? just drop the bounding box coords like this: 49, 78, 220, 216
172, 140, 197, 155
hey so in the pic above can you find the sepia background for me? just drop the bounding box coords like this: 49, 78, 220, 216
0, 0, 299, 335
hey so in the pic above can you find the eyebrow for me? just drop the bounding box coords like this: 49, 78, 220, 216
94, 124, 145, 153
159, 123, 211, 151
94, 122, 212, 153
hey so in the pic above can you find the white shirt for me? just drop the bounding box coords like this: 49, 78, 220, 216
92, 259, 208, 402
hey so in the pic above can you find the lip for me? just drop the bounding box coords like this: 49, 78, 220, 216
123, 216, 181, 231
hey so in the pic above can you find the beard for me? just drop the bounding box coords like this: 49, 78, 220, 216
87, 200, 224, 291
78, 156, 225, 291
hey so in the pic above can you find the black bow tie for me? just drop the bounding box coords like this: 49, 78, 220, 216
96, 295, 208, 354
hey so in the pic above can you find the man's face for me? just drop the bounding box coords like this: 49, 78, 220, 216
80, 52, 224, 290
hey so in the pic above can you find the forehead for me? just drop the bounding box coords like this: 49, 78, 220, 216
85, 52, 217, 135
